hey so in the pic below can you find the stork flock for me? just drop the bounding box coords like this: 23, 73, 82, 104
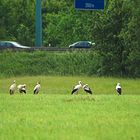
71, 81, 92, 95
9, 80, 41, 95
9, 80, 122, 95
71, 81, 122, 95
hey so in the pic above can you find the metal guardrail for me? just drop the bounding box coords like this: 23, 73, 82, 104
30, 47, 69, 51
0, 47, 93, 52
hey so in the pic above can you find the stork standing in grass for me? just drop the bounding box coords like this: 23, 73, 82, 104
9, 80, 16, 95
34, 82, 41, 94
71, 81, 82, 94
116, 83, 122, 95
17, 84, 26, 94
83, 84, 92, 94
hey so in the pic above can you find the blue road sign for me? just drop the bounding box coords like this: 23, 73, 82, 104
75, 0, 104, 10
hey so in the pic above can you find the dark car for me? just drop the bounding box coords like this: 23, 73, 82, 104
0, 41, 30, 49
69, 41, 95, 48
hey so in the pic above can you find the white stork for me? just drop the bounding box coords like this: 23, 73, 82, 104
33, 82, 41, 94
9, 80, 16, 95
116, 83, 122, 95
83, 84, 92, 94
71, 81, 82, 94
17, 84, 26, 94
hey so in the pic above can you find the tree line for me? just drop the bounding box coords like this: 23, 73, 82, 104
0, 0, 140, 77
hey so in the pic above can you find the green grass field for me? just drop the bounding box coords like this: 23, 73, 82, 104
0, 76, 140, 140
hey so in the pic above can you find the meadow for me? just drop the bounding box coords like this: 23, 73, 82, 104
0, 76, 140, 140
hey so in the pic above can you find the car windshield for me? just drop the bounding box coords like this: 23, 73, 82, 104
11, 42, 22, 47
72, 42, 79, 46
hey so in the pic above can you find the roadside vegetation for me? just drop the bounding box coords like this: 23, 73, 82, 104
0, 50, 139, 78
0, 0, 140, 77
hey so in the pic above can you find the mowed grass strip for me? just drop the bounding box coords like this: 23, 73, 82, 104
0, 76, 140, 95
0, 76, 140, 140
0, 94, 140, 140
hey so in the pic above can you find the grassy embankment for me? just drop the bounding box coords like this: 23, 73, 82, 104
0, 50, 100, 77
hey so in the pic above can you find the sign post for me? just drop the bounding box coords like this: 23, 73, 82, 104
75, 0, 104, 10
35, 0, 42, 47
